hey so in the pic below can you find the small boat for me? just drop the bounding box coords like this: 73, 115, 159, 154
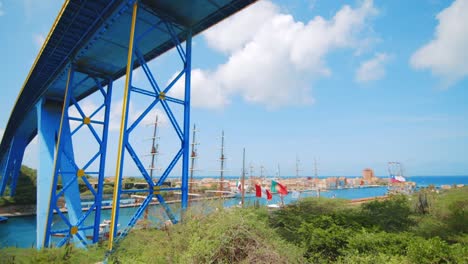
266, 203, 281, 209
0, 216, 8, 223
99, 220, 112, 239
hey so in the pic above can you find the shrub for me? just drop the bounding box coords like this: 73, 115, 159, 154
337, 253, 410, 264
0, 244, 104, 264
407, 237, 452, 264
269, 198, 351, 243
413, 187, 468, 242
344, 231, 414, 256
298, 220, 353, 262
359, 195, 414, 232
110, 207, 304, 264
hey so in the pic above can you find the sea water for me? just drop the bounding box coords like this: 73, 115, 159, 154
1, 176, 466, 248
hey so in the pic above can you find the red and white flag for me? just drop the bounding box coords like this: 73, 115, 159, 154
271, 180, 288, 195
255, 184, 272, 200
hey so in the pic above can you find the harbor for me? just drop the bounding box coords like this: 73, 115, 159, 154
0, 0, 467, 262
2, 175, 467, 248
0, 185, 389, 248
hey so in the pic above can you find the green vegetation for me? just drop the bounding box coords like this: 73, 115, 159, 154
1, 187, 467, 263
109, 206, 303, 263
0, 166, 37, 206
0, 243, 104, 264
0, 165, 115, 207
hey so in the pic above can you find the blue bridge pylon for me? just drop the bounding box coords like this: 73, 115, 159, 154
108, 1, 192, 250
0, 0, 257, 250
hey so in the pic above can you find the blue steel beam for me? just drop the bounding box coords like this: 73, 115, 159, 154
0, 142, 13, 195
42, 66, 85, 248
0, 0, 258, 249
108, 1, 193, 250
0, 0, 258, 169
94, 79, 113, 243
35, 66, 113, 248
8, 138, 27, 196
181, 31, 192, 211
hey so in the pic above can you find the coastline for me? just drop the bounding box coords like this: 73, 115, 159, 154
0, 194, 237, 218
0, 186, 388, 218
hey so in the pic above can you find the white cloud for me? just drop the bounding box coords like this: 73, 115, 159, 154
204, 2, 279, 54
410, 0, 468, 86
169, 69, 230, 109
356, 53, 390, 83
33, 33, 46, 48
183, 0, 377, 108
0, 2, 5, 16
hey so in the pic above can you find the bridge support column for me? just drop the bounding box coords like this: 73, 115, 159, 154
8, 138, 26, 196
36, 67, 85, 248
0, 137, 26, 196
36, 66, 113, 248
108, 1, 193, 250
36, 101, 83, 249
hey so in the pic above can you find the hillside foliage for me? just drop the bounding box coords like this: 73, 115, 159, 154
0, 187, 467, 263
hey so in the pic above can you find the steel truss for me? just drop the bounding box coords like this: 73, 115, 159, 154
36, 66, 113, 248
108, 1, 192, 250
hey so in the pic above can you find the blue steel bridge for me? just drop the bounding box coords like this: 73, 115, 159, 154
0, 0, 257, 250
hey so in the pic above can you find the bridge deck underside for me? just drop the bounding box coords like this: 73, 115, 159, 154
0, 0, 256, 164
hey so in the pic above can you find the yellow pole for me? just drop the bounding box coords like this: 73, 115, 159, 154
108, 1, 138, 251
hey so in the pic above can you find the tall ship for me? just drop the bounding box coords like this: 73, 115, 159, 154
387, 162, 415, 195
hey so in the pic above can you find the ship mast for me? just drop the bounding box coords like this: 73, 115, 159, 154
145, 114, 160, 221
189, 124, 198, 198
249, 163, 254, 179
314, 157, 318, 179
241, 148, 246, 207
260, 165, 265, 182
149, 115, 160, 179
277, 164, 281, 179
249, 163, 254, 190
296, 155, 300, 178
219, 130, 226, 194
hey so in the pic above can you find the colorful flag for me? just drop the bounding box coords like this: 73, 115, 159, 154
255, 184, 272, 200
271, 180, 288, 195
391, 175, 406, 183
236, 181, 242, 191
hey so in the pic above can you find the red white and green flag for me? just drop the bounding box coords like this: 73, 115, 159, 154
255, 184, 272, 200
271, 180, 288, 195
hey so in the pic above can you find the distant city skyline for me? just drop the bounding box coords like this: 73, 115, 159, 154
0, 0, 467, 177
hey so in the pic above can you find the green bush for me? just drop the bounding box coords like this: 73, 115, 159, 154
407, 237, 453, 264
109, 207, 304, 264
269, 197, 351, 243
298, 219, 353, 262
344, 231, 414, 256
0, 243, 104, 264
2, 187, 466, 264
413, 187, 468, 242
359, 195, 414, 232
337, 253, 410, 264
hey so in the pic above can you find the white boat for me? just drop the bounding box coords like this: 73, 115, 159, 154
266, 203, 281, 209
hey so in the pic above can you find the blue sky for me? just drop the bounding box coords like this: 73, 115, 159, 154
0, 0, 467, 178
